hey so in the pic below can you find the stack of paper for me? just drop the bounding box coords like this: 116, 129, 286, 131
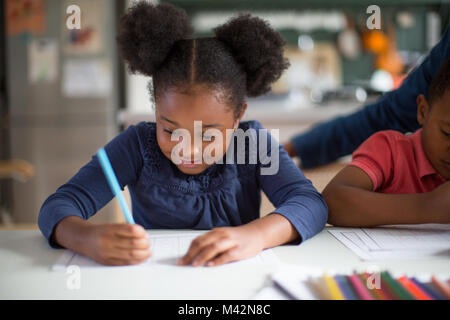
328, 224, 450, 261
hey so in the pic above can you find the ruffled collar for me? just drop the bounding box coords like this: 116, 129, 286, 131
142, 122, 227, 192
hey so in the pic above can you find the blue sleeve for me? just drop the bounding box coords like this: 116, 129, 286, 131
37, 124, 144, 248
291, 26, 450, 169
254, 121, 328, 244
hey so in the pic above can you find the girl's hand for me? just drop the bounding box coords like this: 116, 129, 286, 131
177, 225, 265, 267
84, 223, 152, 266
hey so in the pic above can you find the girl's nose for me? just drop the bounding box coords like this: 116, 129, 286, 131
191, 144, 202, 162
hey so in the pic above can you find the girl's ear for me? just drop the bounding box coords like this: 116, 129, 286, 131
416, 94, 430, 126
233, 102, 248, 129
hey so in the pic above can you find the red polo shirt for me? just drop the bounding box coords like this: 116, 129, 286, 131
349, 129, 446, 193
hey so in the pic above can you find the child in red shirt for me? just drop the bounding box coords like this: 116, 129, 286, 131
323, 58, 450, 226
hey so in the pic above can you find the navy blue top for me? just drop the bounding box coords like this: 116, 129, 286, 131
38, 120, 328, 248
292, 26, 450, 169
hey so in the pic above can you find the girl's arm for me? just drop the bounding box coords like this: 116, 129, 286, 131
323, 165, 449, 227
38, 124, 151, 265
178, 122, 328, 267
38, 125, 144, 247
177, 213, 298, 267
53, 216, 151, 266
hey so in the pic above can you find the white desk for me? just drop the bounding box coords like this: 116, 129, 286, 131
0, 228, 449, 299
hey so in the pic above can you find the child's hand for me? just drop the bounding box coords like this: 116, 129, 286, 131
428, 181, 450, 223
176, 225, 265, 267
86, 223, 152, 266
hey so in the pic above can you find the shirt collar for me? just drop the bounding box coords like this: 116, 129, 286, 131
410, 129, 442, 179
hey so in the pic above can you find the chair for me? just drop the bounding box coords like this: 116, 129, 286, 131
0, 160, 35, 224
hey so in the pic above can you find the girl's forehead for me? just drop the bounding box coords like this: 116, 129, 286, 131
156, 87, 235, 125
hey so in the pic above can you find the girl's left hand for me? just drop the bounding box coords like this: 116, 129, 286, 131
177, 225, 265, 267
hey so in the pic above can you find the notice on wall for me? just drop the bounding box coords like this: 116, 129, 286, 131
28, 38, 58, 83
6, 0, 46, 36
62, 0, 105, 55
62, 58, 112, 97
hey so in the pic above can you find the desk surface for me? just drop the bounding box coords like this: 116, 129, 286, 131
1, 228, 449, 299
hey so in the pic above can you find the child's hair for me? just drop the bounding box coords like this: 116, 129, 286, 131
116, 1, 290, 120
427, 57, 450, 106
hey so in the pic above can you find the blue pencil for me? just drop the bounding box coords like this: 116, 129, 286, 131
334, 275, 359, 300
411, 277, 444, 300
97, 148, 135, 224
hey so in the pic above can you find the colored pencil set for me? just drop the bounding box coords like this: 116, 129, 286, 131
306, 271, 450, 300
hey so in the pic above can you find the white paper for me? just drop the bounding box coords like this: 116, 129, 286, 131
328, 224, 450, 261
62, 59, 112, 97
52, 231, 280, 271
251, 285, 290, 300
28, 39, 58, 83
269, 265, 327, 300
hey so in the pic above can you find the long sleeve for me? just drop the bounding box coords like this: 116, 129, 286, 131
256, 122, 328, 243
38, 125, 144, 247
291, 25, 450, 169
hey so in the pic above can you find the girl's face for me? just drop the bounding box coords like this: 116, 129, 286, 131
155, 85, 246, 175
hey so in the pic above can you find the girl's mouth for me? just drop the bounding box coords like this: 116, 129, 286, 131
180, 159, 201, 168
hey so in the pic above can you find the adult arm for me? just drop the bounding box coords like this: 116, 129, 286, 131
290, 26, 450, 169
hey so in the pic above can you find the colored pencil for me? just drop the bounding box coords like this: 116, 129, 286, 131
416, 280, 447, 300
347, 273, 374, 300
323, 273, 345, 300
360, 272, 390, 300
308, 276, 331, 300
397, 276, 433, 300
97, 148, 135, 224
334, 275, 359, 300
431, 276, 450, 299
380, 271, 414, 300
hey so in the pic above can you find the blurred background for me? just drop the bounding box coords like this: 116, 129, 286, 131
1, 0, 449, 228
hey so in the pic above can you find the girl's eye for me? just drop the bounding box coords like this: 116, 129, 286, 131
203, 135, 215, 142
164, 129, 173, 134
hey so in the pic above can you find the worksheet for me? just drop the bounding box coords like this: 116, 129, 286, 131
52, 231, 280, 270
328, 224, 450, 261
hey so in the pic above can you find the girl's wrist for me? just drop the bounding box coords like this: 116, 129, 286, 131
238, 221, 267, 250
54, 216, 93, 255
243, 213, 298, 249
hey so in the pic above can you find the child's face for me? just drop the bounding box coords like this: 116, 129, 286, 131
417, 90, 450, 180
155, 85, 245, 175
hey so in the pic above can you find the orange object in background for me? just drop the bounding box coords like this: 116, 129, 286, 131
376, 25, 404, 76
362, 30, 389, 54
364, 26, 405, 87
376, 48, 404, 75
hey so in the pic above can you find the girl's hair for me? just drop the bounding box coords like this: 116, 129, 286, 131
116, 1, 290, 119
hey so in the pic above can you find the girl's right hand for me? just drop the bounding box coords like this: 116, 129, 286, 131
85, 223, 152, 266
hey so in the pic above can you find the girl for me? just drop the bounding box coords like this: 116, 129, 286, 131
38, 2, 328, 267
